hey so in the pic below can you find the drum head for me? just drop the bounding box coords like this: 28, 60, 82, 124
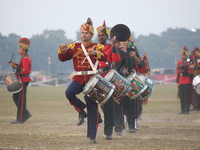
7, 82, 22, 93
104, 69, 115, 81
192, 75, 200, 87
195, 84, 200, 94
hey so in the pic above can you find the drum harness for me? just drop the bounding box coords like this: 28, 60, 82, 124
75, 44, 98, 75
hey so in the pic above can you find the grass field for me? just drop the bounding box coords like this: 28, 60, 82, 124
0, 84, 200, 150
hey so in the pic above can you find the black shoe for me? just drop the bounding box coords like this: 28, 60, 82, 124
10, 120, 24, 124
138, 116, 142, 120
116, 132, 122, 136
129, 129, 136, 133
23, 113, 32, 123
77, 110, 87, 126
191, 108, 199, 111
90, 138, 98, 144
184, 112, 189, 115
178, 112, 184, 114
106, 135, 112, 140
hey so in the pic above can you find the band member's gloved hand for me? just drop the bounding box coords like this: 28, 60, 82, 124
10, 62, 17, 69
88, 45, 97, 56
58, 44, 68, 54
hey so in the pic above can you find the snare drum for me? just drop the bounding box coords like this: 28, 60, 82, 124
192, 75, 200, 94
3, 72, 22, 93
138, 75, 154, 100
126, 72, 147, 99
104, 69, 132, 103
83, 74, 115, 106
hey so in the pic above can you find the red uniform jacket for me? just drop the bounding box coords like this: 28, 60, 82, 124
58, 42, 107, 85
176, 60, 192, 85
98, 44, 121, 77
18, 55, 32, 83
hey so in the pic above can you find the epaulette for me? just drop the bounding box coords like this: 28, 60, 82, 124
95, 43, 104, 51
68, 43, 77, 50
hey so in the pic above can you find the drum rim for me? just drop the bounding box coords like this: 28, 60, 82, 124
139, 86, 154, 100
4, 72, 22, 93
83, 74, 99, 94
113, 84, 132, 103
127, 72, 137, 81
8, 86, 23, 93
131, 85, 148, 99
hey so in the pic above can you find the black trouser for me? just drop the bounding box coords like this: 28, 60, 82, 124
114, 96, 136, 132
13, 82, 31, 121
193, 92, 200, 110
101, 97, 114, 136
123, 96, 136, 130
179, 84, 190, 113
138, 99, 143, 117
114, 99, 124, 133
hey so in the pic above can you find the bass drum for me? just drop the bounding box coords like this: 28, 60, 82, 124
138, 75, 154, 100
3, 72, 22, 93
192, 75, 200, 94
104, 69, 132, 103
83, 74, 115, 106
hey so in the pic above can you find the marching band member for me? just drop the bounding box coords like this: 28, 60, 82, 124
114, 36, 143, 135
97, 20, 121, 140
8, 38, 32, 124
176, 46, 193, 114
135, 53, 149, 121
189, 47, 200, 111
58, 18, 107, 144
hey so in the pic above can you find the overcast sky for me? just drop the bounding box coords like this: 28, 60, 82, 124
0, 0, 199, 40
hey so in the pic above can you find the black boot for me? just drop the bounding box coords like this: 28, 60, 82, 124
77, 110, 87, 126
90, 138, 98, 144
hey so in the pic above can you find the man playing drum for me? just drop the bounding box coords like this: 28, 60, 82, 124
135, 53, 150, 120
189, 47, 200, 111
58, 18, 107, 144
114, 36, 143, 135
96, 20, 121, 140
8, 38, 32, 124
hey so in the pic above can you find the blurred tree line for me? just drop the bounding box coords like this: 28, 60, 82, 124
0, 27, 200, 76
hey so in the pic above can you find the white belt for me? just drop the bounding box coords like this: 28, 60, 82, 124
76, 70, 96, 75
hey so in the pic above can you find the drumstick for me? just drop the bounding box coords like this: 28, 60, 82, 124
8, 54, 14, 64
68, 38, 81, 45
10, 54, 14, 61
59, 38, 82, 51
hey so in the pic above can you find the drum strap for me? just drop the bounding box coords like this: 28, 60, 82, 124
81, 44, 97, 73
